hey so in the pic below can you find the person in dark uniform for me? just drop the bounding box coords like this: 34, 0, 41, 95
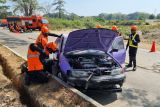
126, 25, 140, 71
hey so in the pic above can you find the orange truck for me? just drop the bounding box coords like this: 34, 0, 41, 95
6, 15, 49, 30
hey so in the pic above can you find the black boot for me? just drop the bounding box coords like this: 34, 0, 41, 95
133, 57, 137, 71
25, 73, 30, 86
133, 66, 137, 71
126, 57, 132, 68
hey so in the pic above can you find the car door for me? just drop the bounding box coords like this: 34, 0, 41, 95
109, 36, 126, 65
55, 36, 65, 58
55, 36, 71, 74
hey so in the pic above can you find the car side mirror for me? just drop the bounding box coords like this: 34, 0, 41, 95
110, 49, 118, 53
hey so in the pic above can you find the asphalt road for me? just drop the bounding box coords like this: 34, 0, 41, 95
87, 67, 160, 107
0, 28, 160, 107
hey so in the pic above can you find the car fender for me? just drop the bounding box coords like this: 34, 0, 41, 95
59, 53, 71, 75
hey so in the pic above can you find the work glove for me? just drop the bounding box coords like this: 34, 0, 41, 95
59, 34, 63, 38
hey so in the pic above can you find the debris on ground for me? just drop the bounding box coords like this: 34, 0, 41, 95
0, 66, 25, 107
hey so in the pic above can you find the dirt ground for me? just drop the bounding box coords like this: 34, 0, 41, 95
140, 28, 160, 51
0, 66, 25, 107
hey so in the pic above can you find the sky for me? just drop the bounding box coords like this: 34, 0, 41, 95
10, 0, 160, 16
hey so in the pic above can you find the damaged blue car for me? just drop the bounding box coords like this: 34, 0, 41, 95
54, 28, 126, 92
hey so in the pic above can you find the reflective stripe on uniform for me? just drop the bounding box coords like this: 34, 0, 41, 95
27, 54, 40, 58
129, 33, 138, 48
27, 47, 43, 72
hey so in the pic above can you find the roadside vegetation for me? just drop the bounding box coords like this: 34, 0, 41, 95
0, 0, 160, 50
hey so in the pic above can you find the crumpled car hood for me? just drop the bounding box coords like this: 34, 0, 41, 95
64, 28, 118, 53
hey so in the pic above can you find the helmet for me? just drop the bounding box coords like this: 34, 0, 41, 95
131, 25, 137, 31
46, 42, 58, 53
41, 26, 49, 33
96, 24, 103, 28
112, 26, 118, 31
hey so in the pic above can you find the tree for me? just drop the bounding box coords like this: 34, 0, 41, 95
98, 13, 107, 20
11, 0, 38, 16
156, 14, 160, 19
39, 1, 54, 15
149, 14, 155, 19
0, 0, 6, 3
0, 0, 9, 18
68, 13, 80, 20
52, 0, 65, 18
127, 12, 150, 20
98, 13, 127, 20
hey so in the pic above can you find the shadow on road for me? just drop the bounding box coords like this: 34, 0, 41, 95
120, 88, 160, 107
85, 88, 160, 107
85, 91, 117, 105
152, 63, 160, 73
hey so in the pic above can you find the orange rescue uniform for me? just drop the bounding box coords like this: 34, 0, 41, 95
35, 33, 48, 48
27, 46, 44, 72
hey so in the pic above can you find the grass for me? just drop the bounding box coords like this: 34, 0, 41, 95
47, 18, 146, 30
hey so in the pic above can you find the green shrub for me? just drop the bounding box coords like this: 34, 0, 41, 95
84, 22, 95, 29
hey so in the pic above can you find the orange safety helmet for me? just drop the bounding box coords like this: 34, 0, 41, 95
41, 25, 49, 33
112, 26, 118, 31
131, 25, 137, 31
46, 42, 58, 54
96, 24, 103, 28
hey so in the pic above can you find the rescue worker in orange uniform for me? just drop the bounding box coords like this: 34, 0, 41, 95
15, 24, 21, 32
25, 41, 58, 85
112, 25, 122, 36
35, 25, 61, 49
126, 25, 140, 71
42, 42, 58, 74
9, 24, 15, 32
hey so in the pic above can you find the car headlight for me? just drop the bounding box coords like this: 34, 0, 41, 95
71, 70, 89, 78
111, 68, 123, 76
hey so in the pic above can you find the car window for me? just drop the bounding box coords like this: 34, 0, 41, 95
112, 37, 124, 50
42, 19, 48, 24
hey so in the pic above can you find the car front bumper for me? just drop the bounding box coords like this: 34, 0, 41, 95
68, 74, 126, 90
